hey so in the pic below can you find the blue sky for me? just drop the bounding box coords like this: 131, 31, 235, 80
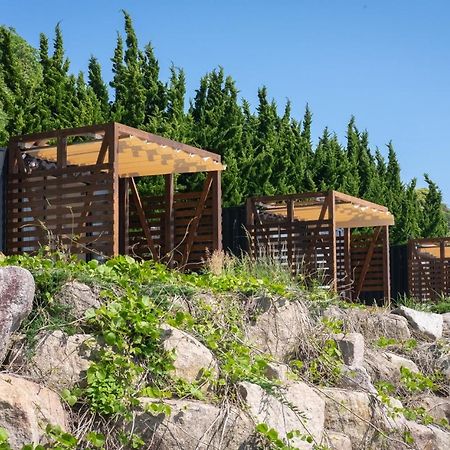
2, 0, 450, 201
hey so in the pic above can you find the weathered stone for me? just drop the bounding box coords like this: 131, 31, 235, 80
239, 381, 325, 449
429, 425, 450, 450
437, 353, 450, 382
161, 324, 219, 387
323, 306, 411, 342
333, 333, 365, 366
404, 420, 435, 450
244, 297, 310, 360
337, 365, 377, 394
0, 266, 35, 363
324, 430, 352, 450
412, 395, 450, 423
135, 398, 253, 450
0, 373, 68, 449
318, 387, 374, 448
392, 306, 443, 340
442, 312, 450, 337
364, 348, 419, 384
8, 330, 95, 390
264, 362, 293, 383
56, 280, 100, 319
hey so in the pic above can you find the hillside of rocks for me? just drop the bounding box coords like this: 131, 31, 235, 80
0, 253, 449, 450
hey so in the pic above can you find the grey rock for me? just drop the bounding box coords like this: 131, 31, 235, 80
238, 381, 325, 449
135, 398, 253, 450
56, 280, 100, 319
0, 373, 69, 449
392, 306, 443, 340
324, 430, 352, 450
333, 333, 365, 366
412, 395, 450, 423
161, 324, 219, 388
0, 266, 35, 363
245, 297, 311, 360
338, 365, 377, 394
442, 312, 450, 337
265, 362, 294, 383
8, 330, 95, 390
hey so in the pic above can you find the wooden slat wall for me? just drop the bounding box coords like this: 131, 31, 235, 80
351, 232, 385, 294
247, 216, 334, 284
409, 238, 450, 301
128, 190, 214, 268
6, 163, 115, 256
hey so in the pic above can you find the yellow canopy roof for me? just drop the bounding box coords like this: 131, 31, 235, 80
24, 135, 225, 177
258, 191, 394, 228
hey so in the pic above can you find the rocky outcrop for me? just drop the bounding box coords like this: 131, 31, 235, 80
0, 373, 69, 449
161, 324, 219, 388
244, 297, 310, 360
0, 266, 35, 363
392, 306, 443, 340
8, 330, 95, 390
238, 381, 325, 449
134, 398, 253, 450
333, 332, 365, 366
324, 306, 411, 342
364, 348, 419, 384
324, 430, 352, 450
56, 280, 101, 319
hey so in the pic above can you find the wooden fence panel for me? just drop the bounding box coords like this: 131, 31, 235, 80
6, 164, 115, 257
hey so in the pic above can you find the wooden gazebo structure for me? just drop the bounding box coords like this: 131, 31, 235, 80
6, 122, 224, 268
247, 191, 394, 300
408, 237, 450, 301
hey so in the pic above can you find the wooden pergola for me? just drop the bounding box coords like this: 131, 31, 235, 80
6, 122, 225, 268
247, 191, 394, 300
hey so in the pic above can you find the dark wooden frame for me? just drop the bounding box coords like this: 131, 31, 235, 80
246, 191, 391, 301
6, 122, 222, 268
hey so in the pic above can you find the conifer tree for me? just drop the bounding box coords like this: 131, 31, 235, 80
88, 57, 110, 120
420, 174, 449, 237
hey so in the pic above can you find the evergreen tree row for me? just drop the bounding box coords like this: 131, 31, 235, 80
0, 13, 448, 244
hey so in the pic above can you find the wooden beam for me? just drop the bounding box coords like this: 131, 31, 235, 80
333, 190, 389, 212
111, 123, 120, 256
56, 135, 67, 169
181, 173, 213, 267
211, 171, 222, 253
382, 226, 391, 302
164, 174, 175, 262
129, 177, 158, 259
355, 226, 382, 298
344, 228, 352, 300
119, 178, 129, 255
96, 135, 110, 165
287, 199, 294, 271
330, 191, 338, 291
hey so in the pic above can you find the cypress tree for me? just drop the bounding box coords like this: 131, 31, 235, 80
88, 57, 110, 120
420, 174, 449, 238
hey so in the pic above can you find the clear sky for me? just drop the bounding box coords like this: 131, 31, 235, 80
2, 0, 450, 201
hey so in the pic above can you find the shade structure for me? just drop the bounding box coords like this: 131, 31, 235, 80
23, 134, 225, 177
6, 122, 224, 267
258, 191, 394, 228
246, 191, 393, 301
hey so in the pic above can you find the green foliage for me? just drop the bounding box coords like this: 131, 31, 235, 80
0, 13, 447, 244
399, 366, 438, 393
255, 423, 315, 450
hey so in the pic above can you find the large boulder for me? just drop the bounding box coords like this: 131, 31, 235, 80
0, 266, 35, 363
391, 306, 443, 340
244, 297, 310, 360
442, 312, 450, 337
160, 325, 219, 388
323, 306, 411, 342
364, 348, 419, 384
323, 430, 352, 450
8, 330, 95, 390
134, 398, 253, 450
411, 395, 450, 423
318, 387, 375, 448
0, 373, 69, 449
337, 365, 377, 394
238, 381, 325, 449
56, 280, 101, 319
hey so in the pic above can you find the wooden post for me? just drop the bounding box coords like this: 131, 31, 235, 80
440, 239, 446, 296
212, 170, 222, 253
164, 174, 175, 262
56, 135, 67, 169
119, 178, 129, 255
344, 227, 352, 300
287, 199, 294, 272
329, 191, 338, 292
382, 225, 391, 303
110, 123, 120, 256
246, 198, 255, 258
